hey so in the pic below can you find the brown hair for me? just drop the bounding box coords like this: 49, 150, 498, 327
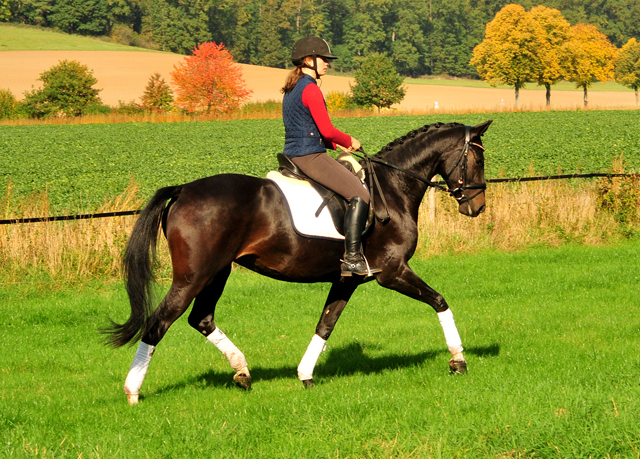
281, 66, 304, 94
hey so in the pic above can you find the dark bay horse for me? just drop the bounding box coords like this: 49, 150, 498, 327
106, 121, 492, 404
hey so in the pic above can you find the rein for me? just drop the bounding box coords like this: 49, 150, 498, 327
353, 125, 487, 221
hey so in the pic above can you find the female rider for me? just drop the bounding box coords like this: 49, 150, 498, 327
281, 35, 380, 277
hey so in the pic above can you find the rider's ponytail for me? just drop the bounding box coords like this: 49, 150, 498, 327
281, 66, 304, 94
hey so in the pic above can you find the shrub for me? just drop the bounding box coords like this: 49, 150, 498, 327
22, 60, 102, 118
0, 88, 19, 119
140, 73, 173, 111
114, 100, 145, 115
325, 91, 356, 111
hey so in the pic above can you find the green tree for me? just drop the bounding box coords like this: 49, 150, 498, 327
350, 53, 406, 111
387, 0, 428, 76
530, 5, 572, 106
22, 60, 102, 118
470, 4, 548, 109
1, 0, 11, 21
140, 73, 173, 110
428, 0, 484, 77
48, 0, 110, 35
140, 0, 211, 54
563, 23, 618, 108
615, 37, 640, 105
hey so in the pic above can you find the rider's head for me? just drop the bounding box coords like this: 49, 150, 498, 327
291, 36, 338, 79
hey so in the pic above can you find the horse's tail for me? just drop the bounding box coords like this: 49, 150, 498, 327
102, 185, 183, 347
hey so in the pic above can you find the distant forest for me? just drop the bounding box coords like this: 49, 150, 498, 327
3, 0, 640, 77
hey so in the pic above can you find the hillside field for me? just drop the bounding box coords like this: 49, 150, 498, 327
1, 24, 639, 112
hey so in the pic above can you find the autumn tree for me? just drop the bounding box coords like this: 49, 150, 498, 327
530, 6, 571, 107
351, 53, 406, 111
470, 4, 547, 109
140, 73, 173, 110
170, 42, 252, 114
563, 23, 618, 108
615, 37, 640, 105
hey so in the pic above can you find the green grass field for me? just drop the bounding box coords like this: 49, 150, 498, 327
2, 111, 639, 211
1, 242, 638, 458
0, 24, 160, 52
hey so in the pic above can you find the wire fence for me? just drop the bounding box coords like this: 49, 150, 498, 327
0, 172, 636, 225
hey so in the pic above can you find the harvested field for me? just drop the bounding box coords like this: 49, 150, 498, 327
1, 50, 639, 112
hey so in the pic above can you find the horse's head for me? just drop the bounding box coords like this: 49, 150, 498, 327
439, 121, 492, 217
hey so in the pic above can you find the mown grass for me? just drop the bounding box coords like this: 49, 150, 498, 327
0, 24, 161, 52
1, 242, 639, 458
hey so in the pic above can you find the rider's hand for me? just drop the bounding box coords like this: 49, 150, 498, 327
349, 137, 361, 152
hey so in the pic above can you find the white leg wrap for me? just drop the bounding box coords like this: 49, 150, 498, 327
123, 342, 155, 395
207, 327, 248, 372
297, 334, 327, 381
438, 309, 464, 355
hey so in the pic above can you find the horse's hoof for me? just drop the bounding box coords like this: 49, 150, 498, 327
449, 359, 467, 375
126, 394, 139, 405
233, 372, 252, 390
302, 379, 314, 389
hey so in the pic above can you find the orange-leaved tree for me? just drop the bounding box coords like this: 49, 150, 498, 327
615, 37, 640, 105
171, 42, 252, 113
470, 4, 548, 109
563, 23, 618, 108
530, 6, 571, 107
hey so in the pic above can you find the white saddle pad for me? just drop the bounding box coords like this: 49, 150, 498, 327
266, 171, 345, 240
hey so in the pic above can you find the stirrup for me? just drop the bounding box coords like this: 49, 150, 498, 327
340, 253, 381, 277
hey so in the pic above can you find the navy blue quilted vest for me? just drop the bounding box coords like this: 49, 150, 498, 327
282, 74, 326, 157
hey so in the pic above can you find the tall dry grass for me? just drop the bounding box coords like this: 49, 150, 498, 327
1, 176, 638, 283
417, 173, 640, 256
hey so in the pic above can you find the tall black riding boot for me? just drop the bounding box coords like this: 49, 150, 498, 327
341, 197, 381, 277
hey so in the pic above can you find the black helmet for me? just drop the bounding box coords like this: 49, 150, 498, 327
291, 36, 338, 66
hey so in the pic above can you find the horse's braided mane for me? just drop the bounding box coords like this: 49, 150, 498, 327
377, 122, 465, 154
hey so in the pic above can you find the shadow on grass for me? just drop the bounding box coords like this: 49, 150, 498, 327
154, 341, 500, 395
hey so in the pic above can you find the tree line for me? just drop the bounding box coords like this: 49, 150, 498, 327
2, 0, 640, 77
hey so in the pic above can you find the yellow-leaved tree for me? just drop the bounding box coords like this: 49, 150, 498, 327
470, 4, 548, 109
530, 6, 571, 107
615, 37, 640, 105
563, 23, 618, 108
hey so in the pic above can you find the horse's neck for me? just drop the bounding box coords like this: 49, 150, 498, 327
375, 138, 442, 214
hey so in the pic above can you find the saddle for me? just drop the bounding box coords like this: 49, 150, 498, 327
274, 153, 372, 237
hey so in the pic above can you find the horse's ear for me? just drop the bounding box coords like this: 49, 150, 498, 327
473, 120, 493, 137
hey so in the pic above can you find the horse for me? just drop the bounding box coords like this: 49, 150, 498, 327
105, 120, 492, 405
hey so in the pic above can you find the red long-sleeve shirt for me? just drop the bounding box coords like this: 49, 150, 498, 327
301, 84, 352, 150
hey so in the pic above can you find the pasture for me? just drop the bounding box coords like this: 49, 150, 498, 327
2, 110, 640, 211
1, 242, 639, 458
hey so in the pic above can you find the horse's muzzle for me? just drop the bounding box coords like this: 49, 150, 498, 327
458, 195, 486, 217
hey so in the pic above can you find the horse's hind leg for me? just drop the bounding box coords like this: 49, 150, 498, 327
124, 282, 201, 404
298, 280, 357, 388
187, 265, 251, 390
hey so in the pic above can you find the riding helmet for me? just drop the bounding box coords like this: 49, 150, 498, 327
291, 36, 338, 66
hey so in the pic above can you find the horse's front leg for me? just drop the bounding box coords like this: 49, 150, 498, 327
376, 263, 467, 374
297, 280, 358, 388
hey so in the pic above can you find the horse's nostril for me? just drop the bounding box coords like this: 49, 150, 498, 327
478, 204, 486, 214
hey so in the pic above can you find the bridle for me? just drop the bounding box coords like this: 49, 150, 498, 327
353, 125, 487, 222
443, 125, 487, 205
